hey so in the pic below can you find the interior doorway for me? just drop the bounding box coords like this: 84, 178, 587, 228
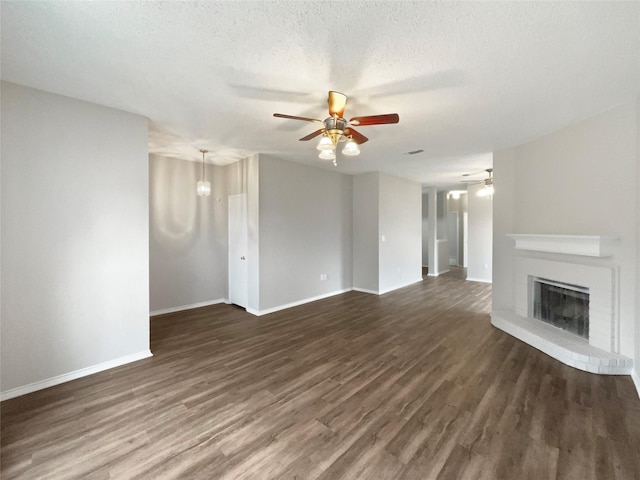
228, 193, 248, 308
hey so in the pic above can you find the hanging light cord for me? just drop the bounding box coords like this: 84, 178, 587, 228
200, 149, 208, 180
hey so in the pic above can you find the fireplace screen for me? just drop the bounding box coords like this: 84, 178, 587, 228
532, 278, 589, 339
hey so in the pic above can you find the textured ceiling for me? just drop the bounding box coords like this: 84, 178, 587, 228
2, 1, 638, 188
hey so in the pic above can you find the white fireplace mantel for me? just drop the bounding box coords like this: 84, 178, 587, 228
493, 233, 632, 375
506, 234, 620, 257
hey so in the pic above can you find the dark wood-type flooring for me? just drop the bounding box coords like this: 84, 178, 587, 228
2, 269, 640, 479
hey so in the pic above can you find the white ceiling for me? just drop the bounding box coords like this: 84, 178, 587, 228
2, 1, 638, 188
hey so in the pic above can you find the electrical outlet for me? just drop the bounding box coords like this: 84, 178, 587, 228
320, 274, 328, 280
483, 263, 488, 269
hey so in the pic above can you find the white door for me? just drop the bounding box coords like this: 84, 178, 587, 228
228, 194, 248, 308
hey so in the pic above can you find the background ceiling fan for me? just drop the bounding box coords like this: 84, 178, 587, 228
273, 91, 399, 165
462, 168, 494, 197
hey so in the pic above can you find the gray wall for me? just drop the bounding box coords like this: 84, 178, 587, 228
354, 172, 422, 293
1, 82, 150, 395
426, 188, 439, 275
637, 95, 640, 391
491, 152, 516, 310
466, 183, 493, 282
149, 154, 227, 312
446, 194, 467, 266
257, 155, 352, 311
353, 173, 380, 292
421, 193, 429, 266
379, 173, 422, 293
493, 101, 638, 360
436, 191, 447, 239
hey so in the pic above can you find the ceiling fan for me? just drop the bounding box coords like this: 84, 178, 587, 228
462, 168, 494, 197
273, 91, 399, 165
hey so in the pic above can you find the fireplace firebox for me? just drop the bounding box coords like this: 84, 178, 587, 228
531, 277, 589, 340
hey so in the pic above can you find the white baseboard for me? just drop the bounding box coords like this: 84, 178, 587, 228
466, 276, 492, 283
352, 287, 379, 295
427, 269, 450, 277
247, 288, 352, 316
150, 298, 227, 317
0, 350, 153, 401
632, 369, 640, 400
352, 278, 423, 296
379, 278, 424, 295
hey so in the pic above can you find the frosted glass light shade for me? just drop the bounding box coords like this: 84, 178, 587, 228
317, 136, 334, 151
197, 180, 211, 196
318, 149, 336, 160
478, 185, 494, 197
342, 139, 360, 156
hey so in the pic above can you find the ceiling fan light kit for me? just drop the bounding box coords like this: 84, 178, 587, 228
478, 169, 494, 198
461, 168, 494, 198
274, 90, 399, 166
478, 184, 494, 197
341, 139, 360, 156
318, 149, 336, 161
316, 136, 334, 151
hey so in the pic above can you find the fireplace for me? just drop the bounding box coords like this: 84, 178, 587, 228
491, 234, 632, 375
530, 277, 589, 340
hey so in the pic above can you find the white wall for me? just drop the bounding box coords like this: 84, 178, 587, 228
257, 155, 352, 312
466, 183, 493, 282
1, 82, 150, 397
149, 155, 228, 313
353, 173, 380, 292
379, 173, 422, 293
493, 101, 638, 361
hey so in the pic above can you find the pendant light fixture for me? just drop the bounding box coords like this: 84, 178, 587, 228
197, 149, 211, 196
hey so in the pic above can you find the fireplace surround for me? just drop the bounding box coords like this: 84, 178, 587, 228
491, 234, 632, 375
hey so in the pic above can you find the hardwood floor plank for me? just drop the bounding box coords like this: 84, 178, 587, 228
2, 267, 639, 479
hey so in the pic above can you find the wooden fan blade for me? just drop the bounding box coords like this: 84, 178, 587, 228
328, 91, 347, 117
273, 113, 323, 123
299, 129, 325, 141
344, 127, 368, 144
349, 113, 399, 126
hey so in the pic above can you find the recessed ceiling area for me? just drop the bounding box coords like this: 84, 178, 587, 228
1, 1, 638, 188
